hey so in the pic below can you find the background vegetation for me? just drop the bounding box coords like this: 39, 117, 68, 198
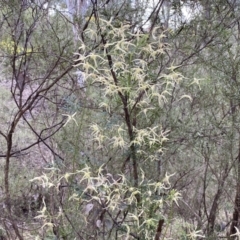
0, 0, 239, 239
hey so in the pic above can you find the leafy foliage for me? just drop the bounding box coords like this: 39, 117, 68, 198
1, 0, 240, 239
30, 16, 190, 239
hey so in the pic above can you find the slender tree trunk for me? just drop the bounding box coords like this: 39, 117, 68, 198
5, 126, 24, 240
207, 164, 229, 236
